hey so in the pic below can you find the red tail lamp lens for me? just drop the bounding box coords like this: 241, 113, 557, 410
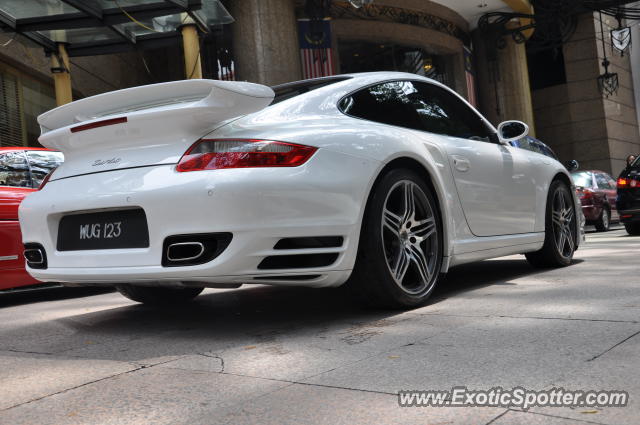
578, 187, 593, 200
177, 139, 317, 172
38, 168, 57, 190
71, 117, 127, 133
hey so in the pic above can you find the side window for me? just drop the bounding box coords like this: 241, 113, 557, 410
411, 82, 494, 141
339, 80, 494, 142
0, 151, 32, 188
26, 151, 64, 188
339, 81, 422, 130
595, 173, 612, 190
571, 172, 593, 188
511, 137, 535, 153
528, 139, 547, 156
538, 143, 559, 161
511, 137, 559, 160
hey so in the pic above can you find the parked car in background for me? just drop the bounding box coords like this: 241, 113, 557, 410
617, 158, 640, 235
0, 147, 63, 290
572, 170, 619, 232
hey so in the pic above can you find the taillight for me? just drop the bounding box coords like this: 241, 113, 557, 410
38, 168, 57, 190
176, 139, 317, 172
618, 177, 639, 188
576, 187, 593, 202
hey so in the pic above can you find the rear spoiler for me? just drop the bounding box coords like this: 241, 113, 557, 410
38, 79, 275, 135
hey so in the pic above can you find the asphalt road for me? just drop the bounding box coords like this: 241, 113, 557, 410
1, 226, 638, 425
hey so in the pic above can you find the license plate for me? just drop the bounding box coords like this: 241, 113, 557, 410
57, 209, 150, 251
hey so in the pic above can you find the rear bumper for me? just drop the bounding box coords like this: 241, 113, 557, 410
618, 209, 640, 223
19, 150, 378, 288
0, 220, 40, 290
581, 205, 600, 222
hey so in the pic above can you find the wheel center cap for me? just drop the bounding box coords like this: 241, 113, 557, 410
400, 231, 409, 242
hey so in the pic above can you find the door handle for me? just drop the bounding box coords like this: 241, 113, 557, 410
452, 155, 471, 172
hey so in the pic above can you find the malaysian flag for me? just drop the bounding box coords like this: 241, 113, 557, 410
298, 19, 335, 79
464, 47, 478, 107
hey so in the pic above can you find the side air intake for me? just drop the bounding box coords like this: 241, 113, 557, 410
257, 254, 339, 270
273, 236, 343, 250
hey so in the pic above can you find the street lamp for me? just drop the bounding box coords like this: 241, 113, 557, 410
598, 12, 619, 97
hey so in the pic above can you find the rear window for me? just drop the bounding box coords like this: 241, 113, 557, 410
0, 151, 31, 188
571, 172, 593, 188
271, 77, 351, 104
27, 151, 64, 187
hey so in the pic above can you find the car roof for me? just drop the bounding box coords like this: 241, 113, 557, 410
0, 147, 54, 153
578, 170, 611, 175
271, 71, 448, 93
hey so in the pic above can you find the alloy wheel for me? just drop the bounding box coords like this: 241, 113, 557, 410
602, 209, 609, 229
381, 180, 439, 296
551, 187, 576, 259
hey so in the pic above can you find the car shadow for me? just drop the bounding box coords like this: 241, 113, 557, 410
48, 257, 551, 339
0, 256, 581, 366
0, 285, 114, 308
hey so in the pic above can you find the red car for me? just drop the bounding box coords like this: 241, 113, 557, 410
0, 147, 63, 290
571, 170, 619, 232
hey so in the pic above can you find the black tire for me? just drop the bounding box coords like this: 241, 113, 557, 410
625, 222, 640, 236
347, 169, 444, 309
526, 180, 577, 268
116, 284, 204, 305
595, 207, 611, 232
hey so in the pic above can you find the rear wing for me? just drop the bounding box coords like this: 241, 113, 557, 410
38, 79, 275, 135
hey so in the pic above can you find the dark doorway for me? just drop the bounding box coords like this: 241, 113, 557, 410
338, 41, 453, 87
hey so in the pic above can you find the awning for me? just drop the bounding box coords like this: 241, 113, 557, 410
0, 0, 234, 57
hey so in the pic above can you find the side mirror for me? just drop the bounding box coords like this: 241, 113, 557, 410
497, 120, 529, 143
565, 160, 579, 172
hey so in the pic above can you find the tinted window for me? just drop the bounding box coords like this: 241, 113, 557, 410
512, 137, 559, 160
0, 151, 31, 188
27, 151, 64, 187
595, 173, 614, 190
511, 137, 538, 153
572, 172, 593, 188
340, 80, 493, 141
411, 82, 493, 141
271, 77, 351, 104
340, 81, 422, 130
537, 142, 559, 160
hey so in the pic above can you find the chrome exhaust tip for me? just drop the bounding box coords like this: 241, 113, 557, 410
161, 233, 232, 267
23, 243, 47, 269
166, 242, 205, 262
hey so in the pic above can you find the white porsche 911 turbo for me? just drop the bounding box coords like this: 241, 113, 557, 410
20, 72, 584, 308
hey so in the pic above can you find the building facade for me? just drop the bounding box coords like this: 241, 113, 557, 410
530, 12, 640, 175
1, 0, 639, 176
227, 0, 536, 132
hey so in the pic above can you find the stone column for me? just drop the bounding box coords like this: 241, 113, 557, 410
228, 0, 302, 85
181, 23, 203, 79
474, 31, 536, 136
51, 44, 72, 106
499, 37, 536, 136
